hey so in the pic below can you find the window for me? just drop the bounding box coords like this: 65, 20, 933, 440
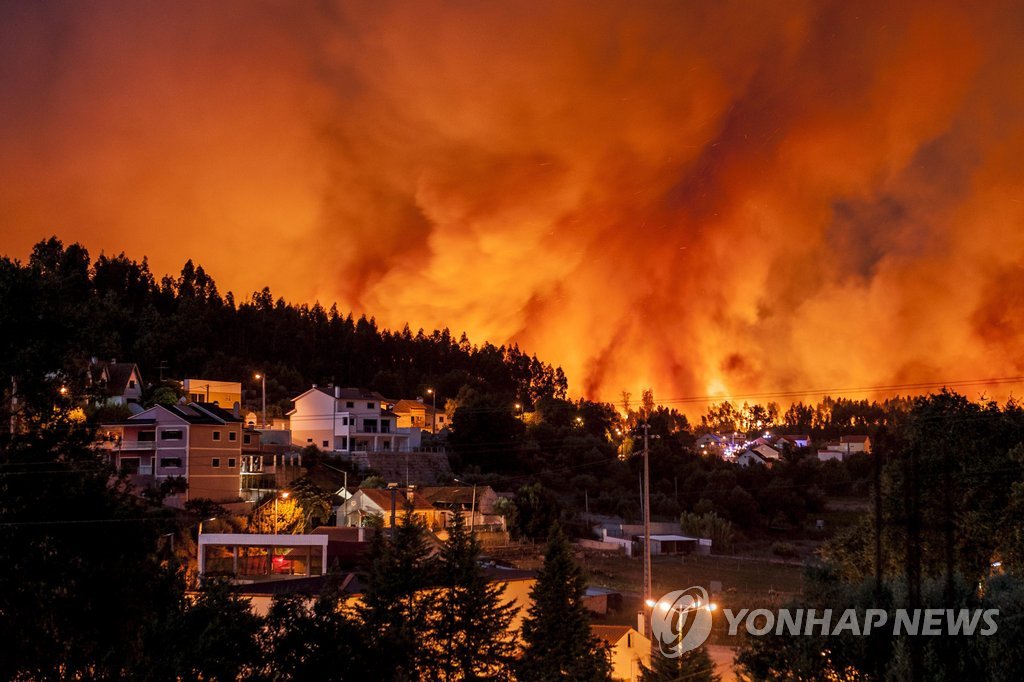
380, 419, 391, 434
362, 419, 378, 433
120, 458, 140, 474
128, 379, 136, 389
346, 401, 355, 408
243, 434, 251, 444
322, 440, 328, 447
306, 438, 313, 443
228, 458, 236, 468
382, 440, 391, 451
190, 393, 203, 403
340, 437, 348, 450
160, 430, 183, 441
213, 431, 221, 441
137, 430, 156, 442
212, 458, 220, 468
160, 457, 182, 468
228, 431, 237, 441
367, 402, 375, 409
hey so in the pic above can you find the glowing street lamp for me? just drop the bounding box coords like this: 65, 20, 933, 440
646, 596, 717, 656
426, 388, 436, 435
274, 490, 290, 535
254, 373, 266, 428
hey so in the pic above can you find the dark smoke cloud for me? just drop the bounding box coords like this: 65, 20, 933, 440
3, 0, 1024, 405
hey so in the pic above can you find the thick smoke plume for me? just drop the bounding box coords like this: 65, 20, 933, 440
3, 0, 1024, 404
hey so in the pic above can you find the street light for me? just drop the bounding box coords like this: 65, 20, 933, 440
453, 477, 477, 534
254, 373, 266, 428
514, 403, 523, 420
646, 596, 717, 656
274, 490, 290, 535
426, 388, 436, 435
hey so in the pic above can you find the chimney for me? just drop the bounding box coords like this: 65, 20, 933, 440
335, 386, 341, 399
312, 383, 318, 388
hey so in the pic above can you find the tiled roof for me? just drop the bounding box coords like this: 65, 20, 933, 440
314, 387, 387, 401
105, 362, 139, 394
358, 487, 436, 511
591, 624, 633, 644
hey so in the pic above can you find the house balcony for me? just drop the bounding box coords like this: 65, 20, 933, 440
99, 439, 156, 451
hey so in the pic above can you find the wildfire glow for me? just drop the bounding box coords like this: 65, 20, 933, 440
2, 1, 1024, 405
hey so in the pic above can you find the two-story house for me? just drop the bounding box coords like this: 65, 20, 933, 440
391, 398, 449, 432
99, 402, 244, 505
288, 386, 422, 453
89, 359, 144, 408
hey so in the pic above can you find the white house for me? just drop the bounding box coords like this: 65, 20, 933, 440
288, 386, 422, 454
751, 443, 781, 462
777, 434, 811, 449
736, 449, 772, 467
839, 435, 872, 454
817, 449, 846, 463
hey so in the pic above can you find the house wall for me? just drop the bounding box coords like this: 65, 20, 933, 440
608, 631, 651, 682
183, 379, 242, 412
289, 390, 337, 450
187, 423, 242, 502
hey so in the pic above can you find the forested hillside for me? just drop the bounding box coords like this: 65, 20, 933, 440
0, 237, 566, 418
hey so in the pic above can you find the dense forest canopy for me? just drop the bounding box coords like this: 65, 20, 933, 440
0, 237, 567, 418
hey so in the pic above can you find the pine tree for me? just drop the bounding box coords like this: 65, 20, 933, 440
433, 508, 519, 681
641, 644, 720, 682
517, 525, 613, 681
359, 508, 439, 681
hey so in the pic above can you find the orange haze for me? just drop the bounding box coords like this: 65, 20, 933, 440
2, 1, 1024, 405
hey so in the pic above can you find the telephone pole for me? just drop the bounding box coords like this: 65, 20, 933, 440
642, 421, 652, 626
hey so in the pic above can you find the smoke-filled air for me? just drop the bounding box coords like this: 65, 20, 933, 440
3, 0, 1024, 403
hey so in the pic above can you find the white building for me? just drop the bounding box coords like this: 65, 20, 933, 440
288, 386, 422, 453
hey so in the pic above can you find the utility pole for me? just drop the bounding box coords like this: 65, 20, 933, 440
427, 388, 436, 435
642, 421, 652, 628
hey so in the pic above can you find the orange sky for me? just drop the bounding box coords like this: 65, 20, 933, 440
2, 0, 1024, 404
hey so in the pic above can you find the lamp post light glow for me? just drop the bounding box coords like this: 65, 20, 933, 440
274, 490, 290, 535
649, 595, 718, 656
426, 387, 436, 435
254, 373, 266, 428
